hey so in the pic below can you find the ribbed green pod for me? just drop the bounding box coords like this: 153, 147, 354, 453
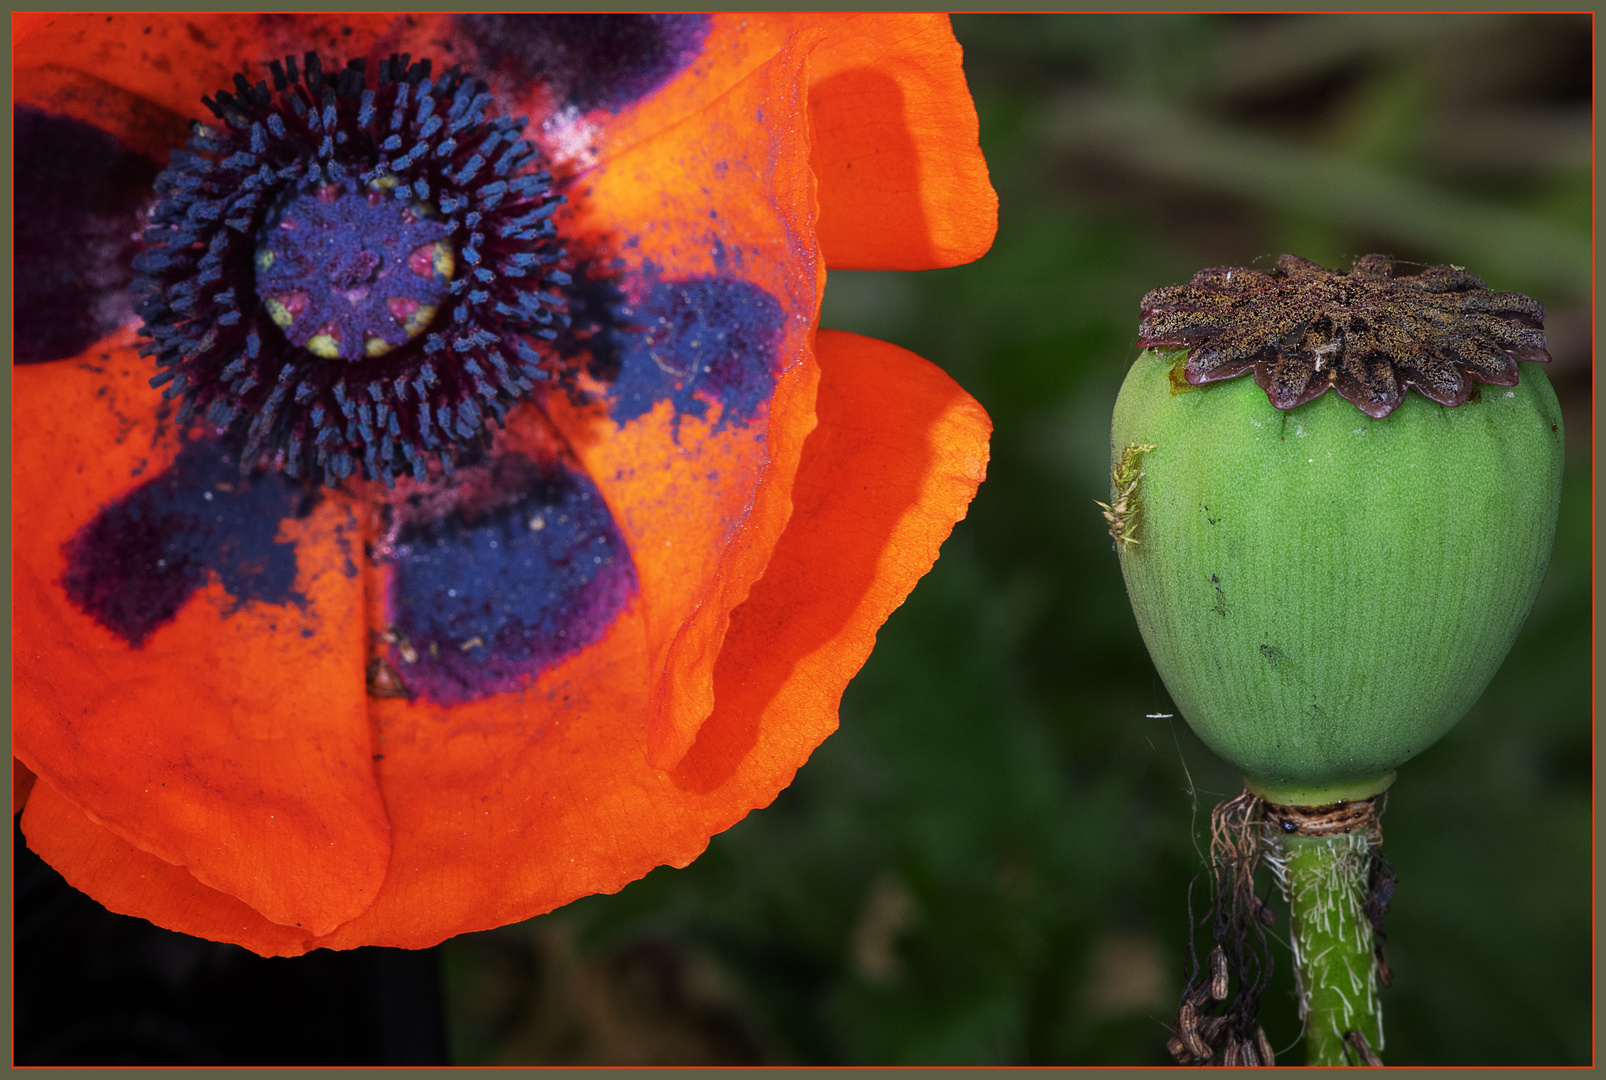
1111, 349, 1563, 804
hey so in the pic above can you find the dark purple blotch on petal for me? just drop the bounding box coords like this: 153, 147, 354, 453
61, 441, 312, 647
607, 276, 783, 429
457, 14, 710, 113
387, 452, 636, 705
15, 104, 160, 364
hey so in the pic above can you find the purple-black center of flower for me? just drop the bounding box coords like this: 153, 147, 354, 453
133, 52, 574, 485
254, 180, 453, 360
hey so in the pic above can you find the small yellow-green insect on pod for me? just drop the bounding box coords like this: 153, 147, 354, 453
1110, 254, 1563, 1066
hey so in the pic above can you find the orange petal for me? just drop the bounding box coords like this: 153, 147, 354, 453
307, 610, 671, 950
599, 14, 996, 270
302, 330, 988, 952
14, 757, 38, 817
673, 329, 991, 796
803, 15, 998, 270
12, 13, 455, 157
21, 776, 317, 956
550, 33, 823, 772
13, 343, 390, 936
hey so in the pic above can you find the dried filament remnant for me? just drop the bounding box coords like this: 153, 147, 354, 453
1098, 442, 1155, 548
1138, 254, 1551, 419
1168, 789, 1278, 1066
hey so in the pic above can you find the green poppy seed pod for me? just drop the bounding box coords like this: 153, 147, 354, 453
1110, 255, 1564, 805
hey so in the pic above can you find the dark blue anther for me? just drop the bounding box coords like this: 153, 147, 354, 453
493, 143, 527, 175
390, 82, 410, 130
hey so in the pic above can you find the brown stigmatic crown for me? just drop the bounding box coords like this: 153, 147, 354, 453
1137, 254, 1551, 419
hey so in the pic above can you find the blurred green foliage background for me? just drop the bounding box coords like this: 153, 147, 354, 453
441, 14, 1592, 1065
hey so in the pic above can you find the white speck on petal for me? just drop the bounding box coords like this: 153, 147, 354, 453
541, 105, 600, 169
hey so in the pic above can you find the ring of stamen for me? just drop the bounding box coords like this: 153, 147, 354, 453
132, 51, 574, 486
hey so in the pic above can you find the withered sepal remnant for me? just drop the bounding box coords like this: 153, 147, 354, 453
1138, 254, 1550, 419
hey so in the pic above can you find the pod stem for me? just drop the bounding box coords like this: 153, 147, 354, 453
1263, 798, 1391, 1066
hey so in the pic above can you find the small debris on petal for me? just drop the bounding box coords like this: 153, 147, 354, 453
366, 655, 410, 698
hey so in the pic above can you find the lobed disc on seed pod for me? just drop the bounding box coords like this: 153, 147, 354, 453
1110, 347, 1563, 805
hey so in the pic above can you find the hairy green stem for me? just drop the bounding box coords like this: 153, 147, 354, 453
1272, 831, 1382, 1065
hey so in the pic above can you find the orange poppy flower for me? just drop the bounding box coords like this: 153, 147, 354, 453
12, 13, 996, 957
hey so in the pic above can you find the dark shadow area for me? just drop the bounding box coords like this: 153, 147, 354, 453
14, 821, 448, 1065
